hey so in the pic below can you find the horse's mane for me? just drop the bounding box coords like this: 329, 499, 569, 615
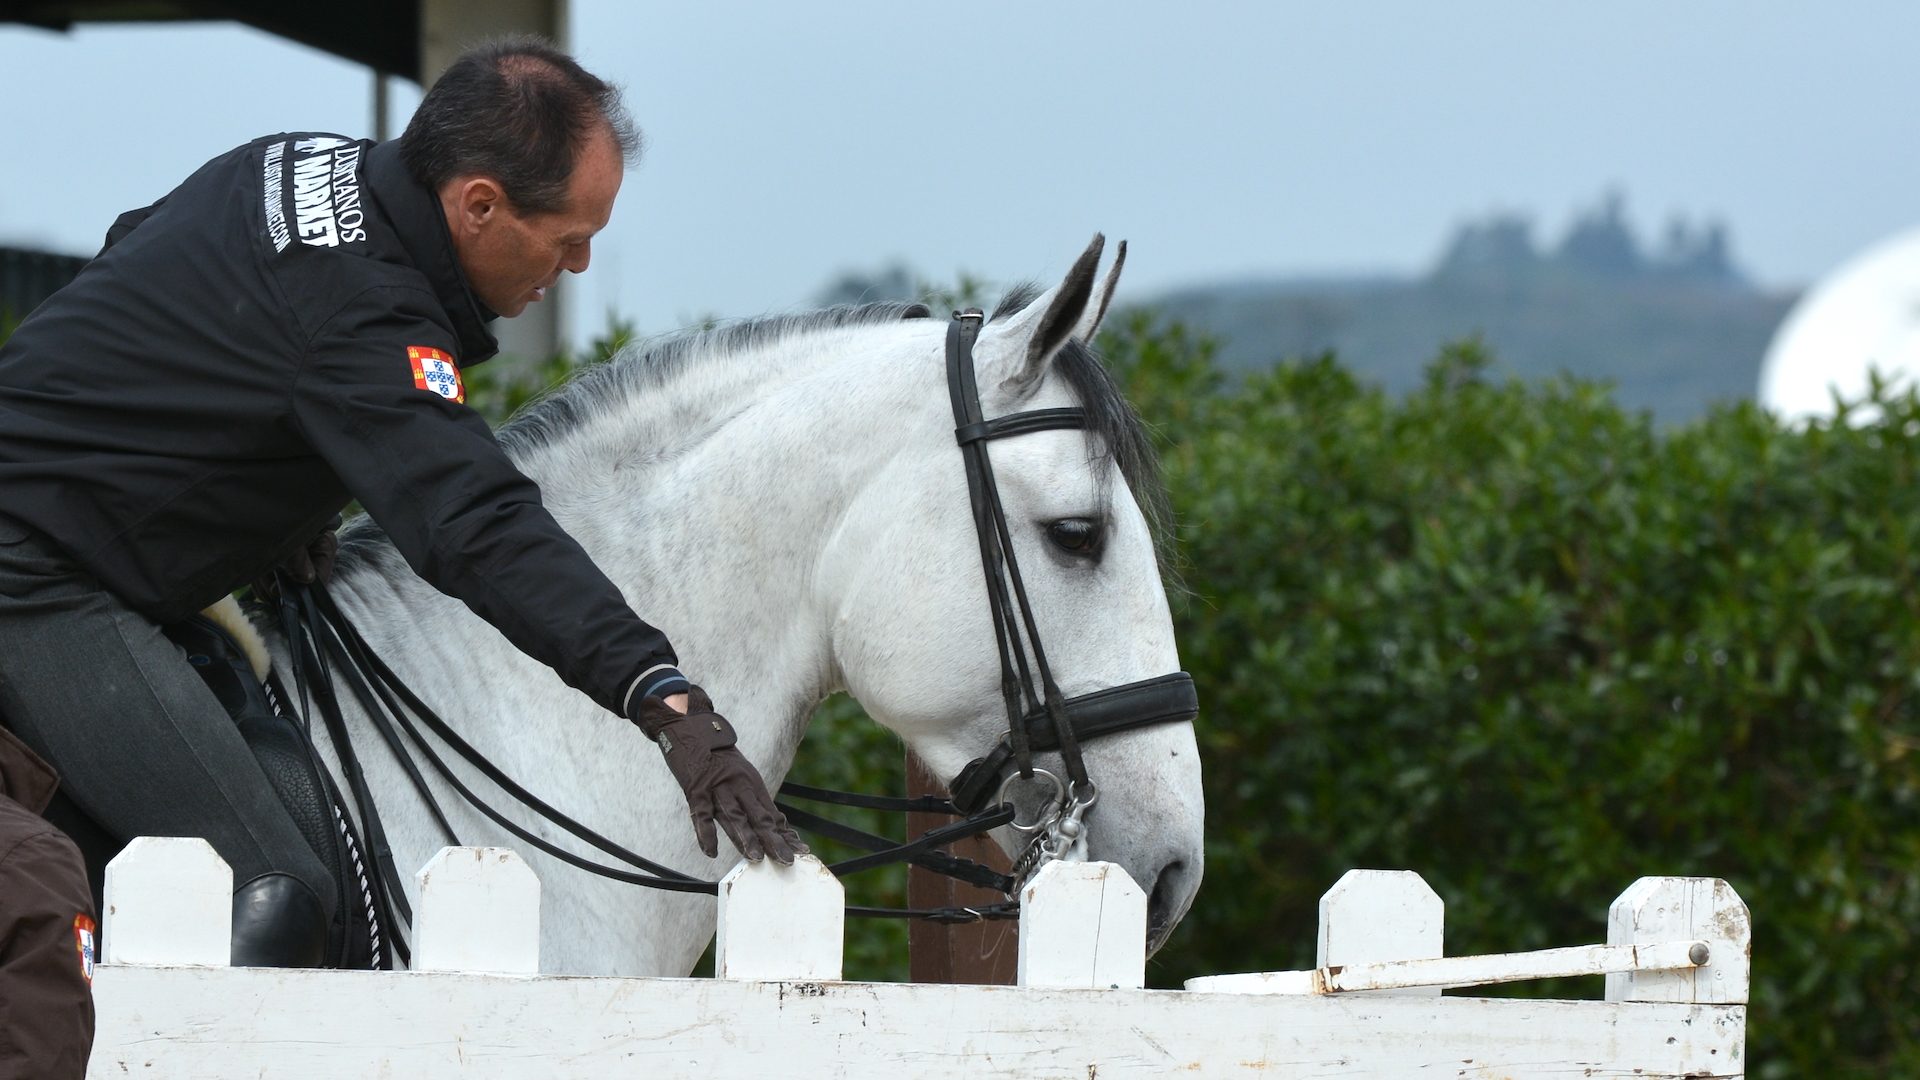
344, 291, 1172, 571
494, 300, 933, 459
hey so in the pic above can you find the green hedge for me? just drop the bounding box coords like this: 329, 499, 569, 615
471, 311, 1914, 1073
1104, 317, 1918, 1077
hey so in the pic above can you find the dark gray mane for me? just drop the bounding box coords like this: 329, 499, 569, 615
491, 289, 1171, 566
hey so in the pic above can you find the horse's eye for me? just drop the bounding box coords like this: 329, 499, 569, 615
1046, 518, 1102, 557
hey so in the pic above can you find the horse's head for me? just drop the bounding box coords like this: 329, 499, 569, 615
826, 236, 1204, 953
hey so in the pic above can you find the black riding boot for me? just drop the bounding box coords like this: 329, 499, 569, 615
230, 872, 327, 967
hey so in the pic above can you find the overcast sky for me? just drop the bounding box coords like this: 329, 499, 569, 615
4, 2, 1918, 342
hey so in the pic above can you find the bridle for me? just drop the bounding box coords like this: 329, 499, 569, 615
936, 309, 1199, 876
279, 306, 1201, 953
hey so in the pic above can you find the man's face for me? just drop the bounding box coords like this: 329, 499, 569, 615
443, 129, 624, 319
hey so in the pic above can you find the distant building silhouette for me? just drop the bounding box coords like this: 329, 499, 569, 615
1434, 214, 1539, 279
1557, 190, 1642, 278
1434, 191, 1744, 287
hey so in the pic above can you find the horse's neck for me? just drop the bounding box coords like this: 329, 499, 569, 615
335, 328, 928, 772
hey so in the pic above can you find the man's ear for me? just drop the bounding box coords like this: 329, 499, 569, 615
442, 176, 506, 236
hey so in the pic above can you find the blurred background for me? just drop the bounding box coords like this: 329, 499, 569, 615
7, 2, 1920, 421
4, 3, 1918, 1075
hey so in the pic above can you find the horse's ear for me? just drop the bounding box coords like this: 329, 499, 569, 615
976, 233, 1106, 400
1071, 239, 1126, 344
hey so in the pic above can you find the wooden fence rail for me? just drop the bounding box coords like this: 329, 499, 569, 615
88, 838, 1750, 1078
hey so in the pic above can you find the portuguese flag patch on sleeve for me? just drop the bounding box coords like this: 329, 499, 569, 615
408, 345, 465, 403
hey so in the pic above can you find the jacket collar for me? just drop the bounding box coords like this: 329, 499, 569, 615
366, 140, 500, 367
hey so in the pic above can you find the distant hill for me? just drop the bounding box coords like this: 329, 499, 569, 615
1139, 196, 1799, 425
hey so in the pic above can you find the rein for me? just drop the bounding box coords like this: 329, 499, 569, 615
280, 580, 1019, 924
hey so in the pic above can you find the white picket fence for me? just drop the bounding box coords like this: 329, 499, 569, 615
89, 837, 1750, 1078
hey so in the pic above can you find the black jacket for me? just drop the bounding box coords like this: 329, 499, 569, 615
0, 134, 685, 717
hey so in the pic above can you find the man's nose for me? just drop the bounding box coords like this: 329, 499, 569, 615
563, 239, 592, 275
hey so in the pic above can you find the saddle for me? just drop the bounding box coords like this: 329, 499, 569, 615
162, 609, 389, 970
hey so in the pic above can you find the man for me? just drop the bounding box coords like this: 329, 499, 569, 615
0, 38, 800, 968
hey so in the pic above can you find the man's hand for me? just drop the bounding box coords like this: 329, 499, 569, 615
633, 686, 805, 865
280, 526, 340, 587
252, 520, 340, 601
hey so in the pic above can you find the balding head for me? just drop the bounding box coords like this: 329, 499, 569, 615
399, 37, 641, 215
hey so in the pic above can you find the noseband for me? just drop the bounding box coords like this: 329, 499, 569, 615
938, 309, 1199, 865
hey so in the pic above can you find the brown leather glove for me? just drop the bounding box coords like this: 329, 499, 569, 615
281, 527, 339, 586
253, 520, 340, 601
633, 686, 804, 865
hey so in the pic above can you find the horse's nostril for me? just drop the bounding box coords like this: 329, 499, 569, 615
1147, 859, 1189, 950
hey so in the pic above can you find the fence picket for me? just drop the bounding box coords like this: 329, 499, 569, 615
412, 846, 540, 974
101, 836, 231, 967
715, 854, 844, 980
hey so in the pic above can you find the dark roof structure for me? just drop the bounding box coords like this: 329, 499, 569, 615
0, 1, 421, 79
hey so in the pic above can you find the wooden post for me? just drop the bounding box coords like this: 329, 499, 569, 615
1606, 876, 1750, 1004
1318, 869, 1445, 996
906, 751, 1018, 984
101, 836, 231, 967
1017, 860, 1147, 989
412, 847, 541, 974
716, 854, 845, 980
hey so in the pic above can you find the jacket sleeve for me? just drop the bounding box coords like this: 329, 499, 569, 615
290, 285, 687, 718
99, 195, 170, 254
0, 805, 96, 1080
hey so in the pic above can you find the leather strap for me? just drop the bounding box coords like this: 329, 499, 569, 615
945, 312, 1091, 792
954, 408, 1086, 446
948, 671, 1200, 814
306, 582, 1024, 913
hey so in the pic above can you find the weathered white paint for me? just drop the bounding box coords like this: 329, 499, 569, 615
1608, 875, 1751, 1004
1016, 859, 1147, 988
101, 836, 230, 967
1185, 939, 1710, 996
86, 966, 1747, 1079
715, 855, 844, 981
412, 847, 541, 975
89, 848, 1750, 1079
1317, 868, 1443, 997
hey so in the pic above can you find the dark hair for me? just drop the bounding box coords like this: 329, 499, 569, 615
399, 36, 642, 214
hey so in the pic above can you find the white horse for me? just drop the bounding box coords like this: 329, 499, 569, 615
296, 236, 1203, 976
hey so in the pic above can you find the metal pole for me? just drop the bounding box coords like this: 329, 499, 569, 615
372, 69, 390, 142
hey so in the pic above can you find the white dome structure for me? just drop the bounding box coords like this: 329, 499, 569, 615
1759, 227, 1920, 423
